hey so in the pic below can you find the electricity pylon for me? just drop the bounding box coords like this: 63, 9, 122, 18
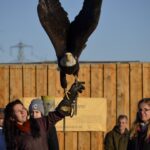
10, 42, 33, 63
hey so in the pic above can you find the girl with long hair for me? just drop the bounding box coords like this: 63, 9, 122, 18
128, 98, 150, 150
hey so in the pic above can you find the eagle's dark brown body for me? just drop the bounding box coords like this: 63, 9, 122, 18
37, 0, 103, 90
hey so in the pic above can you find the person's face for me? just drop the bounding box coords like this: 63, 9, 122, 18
30, 110, 42, 119
138, 102, 150, 123
118, 118, 128, 132
13, 104, 28, 125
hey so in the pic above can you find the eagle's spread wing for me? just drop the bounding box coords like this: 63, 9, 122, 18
37, 0, 70, 58
67, 0, 103, 58
37, 0, 103, 90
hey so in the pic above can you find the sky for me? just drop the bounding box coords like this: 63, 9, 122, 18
0, 0, 150, 63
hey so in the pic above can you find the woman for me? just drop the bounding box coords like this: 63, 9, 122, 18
3, 81, 85, 150
128, 98, 150, 150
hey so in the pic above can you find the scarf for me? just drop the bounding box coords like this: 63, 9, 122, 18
17, 120, 31, 133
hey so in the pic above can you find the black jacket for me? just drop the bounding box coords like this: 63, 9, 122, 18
127, 126, 150, 150
15, 111, 63, 150
48, 125, 59, 150
104, 125, 129, 150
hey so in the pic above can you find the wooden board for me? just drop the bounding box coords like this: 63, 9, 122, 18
117, 64, 129, 126
23, 65, 36, 97
104, 64, 116, 131
55, 98, 107, 131
0, 65, 9, 106
130, 63, 142, 126
10, 65, 23, 100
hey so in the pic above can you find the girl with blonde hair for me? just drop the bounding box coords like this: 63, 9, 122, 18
128, 98, 150, 150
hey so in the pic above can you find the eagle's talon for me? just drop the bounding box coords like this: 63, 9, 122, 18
75, 75, 79, 84
64, 89, 70, 100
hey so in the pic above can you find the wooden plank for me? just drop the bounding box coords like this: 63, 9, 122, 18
48, 64, 65, 150
130, 63, 142, 126
91, 64, 103, 97
91, 64, 104, 150
143, 63, 150, 97
78, 64, 90, 97
78, 64, 91, 149
65, 132, 77, 150
54, 65, 65, 150
104, 64, 117, 132
55, 66, 64, 97
117, 64, 129, 121
36, 64, 48, 96
23, 65, 36, 97
78, 132, 90, 150
0, 65, 9, 107
48, 64, 57, 96
91, 132, 104, 150
57, 131, 65, 150
10, 65, 23, 100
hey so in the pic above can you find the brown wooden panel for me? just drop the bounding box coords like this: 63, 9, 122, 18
23, 65, 36, 97
78, 64, 91, 149
36, 64, 48, 96
130, 63, 142, 126
57, 131, 65, 150
117, 64, 129, 120
91, 64, 104, 150
49, 65, 66, 150
91, 132, 104, 150
63, 75, 76, 149
78, 64, 90, 97
10, 65, 23, 100
104, 64, 117, 131
143, 63, 150, 97
91, 64, 104, 97
48, 64, 57, 96
65, 132, 77, 150
78, 132, 90, 150
0, 65, 9, 107
55, 66, 64, 97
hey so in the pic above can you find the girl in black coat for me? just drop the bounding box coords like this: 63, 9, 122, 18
128, 98, 150, 150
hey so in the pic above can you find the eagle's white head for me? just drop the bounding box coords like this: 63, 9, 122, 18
60, 52, 76, 67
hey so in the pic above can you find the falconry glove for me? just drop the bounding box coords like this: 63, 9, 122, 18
56, 81, 85, 116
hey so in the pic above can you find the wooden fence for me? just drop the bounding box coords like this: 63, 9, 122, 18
0, 62, 150, 150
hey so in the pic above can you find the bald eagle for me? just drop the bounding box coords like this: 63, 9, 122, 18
37, 0, 103, 92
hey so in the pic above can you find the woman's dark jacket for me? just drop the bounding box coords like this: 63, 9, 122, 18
127, 125, 150, 150
104, 125, 129, 150
48, 125, 59, 150
15, 111, 63, 150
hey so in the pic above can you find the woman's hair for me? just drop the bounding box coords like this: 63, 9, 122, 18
3, 99, 41, 149
130, 98, 150, 140
3, 99, 23, 149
